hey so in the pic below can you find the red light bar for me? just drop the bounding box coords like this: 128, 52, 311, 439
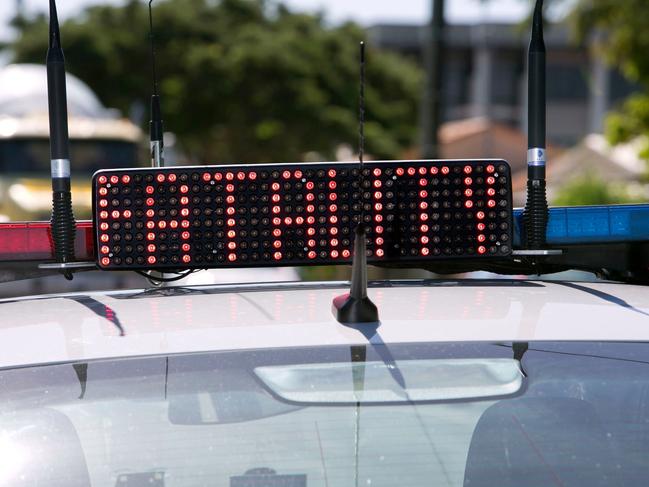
0, 221, 94, 262
93, 160, 513, 270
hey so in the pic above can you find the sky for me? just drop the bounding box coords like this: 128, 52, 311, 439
0, 0, 533, 40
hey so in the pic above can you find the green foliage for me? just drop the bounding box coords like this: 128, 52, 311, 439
573, 0, 649, 154
9, 0, 421, 163
554, 172, 640, 206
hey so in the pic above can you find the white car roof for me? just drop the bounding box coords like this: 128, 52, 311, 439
0, 279, 648, 370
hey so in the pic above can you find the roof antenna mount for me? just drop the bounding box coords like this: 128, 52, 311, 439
523, 0, 548, 254
47, 0, 77, 280
332, 41, 379, 325
149, 0, 164, 167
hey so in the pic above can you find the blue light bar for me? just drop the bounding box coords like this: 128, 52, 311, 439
514, 204, 649, 246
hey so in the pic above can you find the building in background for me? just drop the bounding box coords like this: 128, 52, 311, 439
368, 21, 637, 147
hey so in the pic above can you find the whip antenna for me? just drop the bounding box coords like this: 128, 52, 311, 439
149, 0, 164, 167
332, 41, 379, 325
523, 0, 548, 251
47, 0, 76, 279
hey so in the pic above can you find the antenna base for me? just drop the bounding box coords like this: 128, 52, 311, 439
332, 292, 379, 325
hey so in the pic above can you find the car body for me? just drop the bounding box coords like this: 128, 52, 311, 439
1, 279, 648, 486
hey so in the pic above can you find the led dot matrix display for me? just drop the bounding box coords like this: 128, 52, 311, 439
93, 160, 513, 269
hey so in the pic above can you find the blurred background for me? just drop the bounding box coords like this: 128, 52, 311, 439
0, 0, 648, 295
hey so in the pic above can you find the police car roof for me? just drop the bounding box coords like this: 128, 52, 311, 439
0, 279, 647, 370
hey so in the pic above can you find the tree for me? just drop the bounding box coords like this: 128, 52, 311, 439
8, 0, 421, 163
573, 0, 649, 156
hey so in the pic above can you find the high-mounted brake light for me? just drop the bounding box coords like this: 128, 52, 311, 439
92, 160, 513, 270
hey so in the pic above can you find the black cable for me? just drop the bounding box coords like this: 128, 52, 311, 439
136, 269, 196, 283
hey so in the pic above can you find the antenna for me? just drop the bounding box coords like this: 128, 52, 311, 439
523, 0, 548, 251
149, 0, 164, 167
47, 0, 76, 280
332, 41, 379, 325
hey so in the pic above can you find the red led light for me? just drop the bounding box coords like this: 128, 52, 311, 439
420, 224, 429, 232
408, 167, 416, 176
376, 226, 384, 234
396, 168, 405, 176
430, 167, 439, 175
421, 248, 430, 256
99, 199, 108, 208
419, 178, 427, 187
146, 186, 154, 194
306, 181, 314, 190
273, 240, 282, 249
307, 228, 316, 236
99, 211, 108, 219
182, 255, 191, 263
465, 201, 473, 209
296, 217, 304, 225
421, 236, 429, 244
284, 217, 292, 225
329, 181, 337, 189
98, 175, 107, 184
376, 249, 385, 257
146, 198, 154, 206
273, 229, 282, 237
464, 177, 472, 185
147, 232, 155, 241
228, 242, 237, 250
182, 243, 191, 252
308, 239, 316, 247
228, 253, 237, 262
272, 194, 281, 202
272, 206, 280, 214
373, 168, 382, 176
279, 170, 289, 179
111, 210, 120, 218
249, 171, 257, 180
110, 176, 119, 184
100, 222, 109, 231
374, 191, 382, 199
478, 246, 487, 255
226, 172, 234, 181
329, 193, 337, 201
375, 215, 383, 222
148, 244, 156, 252
487, 188, 496, 196
328, 169, 336, 178
180, 197, 189, 205
272, 182, 280, 191
146, 221, 155, 229
486, 165, 495, 173
227, 230, 236, 238
181, 220, 190, 228
168, 173, 177, 182
100, 234, 109, 243
477, 234, 486, 242
170, 220, 179, 229
329, 204, 337, 212
226, 184, 234, 192
306, 193, 315, 202
274, 252, 282, 261
465, 189, 473, 197
374, 203, 383, 211
329, 216, 338, 224
226, 207, 235, 216
148, 256, 157, 265
237, 172, 245, 181
99, 187, 108, 196
101, 257, 110, 266
331, 250, 339, 258
464, 165, 472, 174
420, 213, 429, 221
477, 211, 485, 220
477, 223, 486, 231
307, 216, 315, 224
212, 173, 221, 181
376, 237, 384, 245
374, 180, 382, 189
273, 217, 282, 225
487, 177, 496, 185
158, 221, 167, 229
180, 185, 189, 194
308, 251, 317, 259
488, 200, 496, 208
330, 227, 338, 235
342, 249, 351, 258
441, 166, 450, 175
202, 172, 211, 182
331, 238, 339, 246
181, 231, 190, 240
225, 195, 235, 204
294, 170, 303, 179
227, 218, 235, 227
419, 167, 427, 175
146, 209, 155, 218
123, 210, 132, 218
419, 190, 428, 198
157, 174, 165, 183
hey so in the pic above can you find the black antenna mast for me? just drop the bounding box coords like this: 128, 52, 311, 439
149, 0, 164, 167
47, 0, 76, 279
523, 0, 548, 252
332, 41, 379, 325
